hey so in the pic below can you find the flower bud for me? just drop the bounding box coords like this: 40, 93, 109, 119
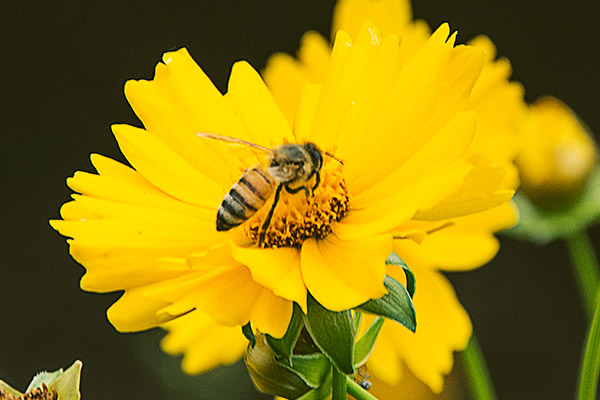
244, 333, 312, 399
517, 97, 598, 209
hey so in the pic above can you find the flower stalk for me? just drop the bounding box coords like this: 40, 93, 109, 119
566, 230, 600, 319
332, 369, 347, 400
577, 286, 600, 400
461, 335, 497, 400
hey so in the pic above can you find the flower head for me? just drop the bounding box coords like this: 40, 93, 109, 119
52, 2, 518, 394
516, 96, 597, 208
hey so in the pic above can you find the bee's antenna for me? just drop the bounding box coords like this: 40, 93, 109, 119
324, 151, 344, 165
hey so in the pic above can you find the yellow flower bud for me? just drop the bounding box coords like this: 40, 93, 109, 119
517, 97, 598, 208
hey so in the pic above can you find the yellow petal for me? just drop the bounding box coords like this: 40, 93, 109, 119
332, 0, 413, 40
300, 233, 389, 311
231, 243, 307, 312
140, 264, 292, 336
263, 32, 331, 126
248, 290, 294, 339
107, 289, 172, 332
342, 26, 484, 194
112, 124, 223, 208
225, 61, 294, 148
414, 163, 516, 220
161, 310, 247, 374
125, 48, 249, 186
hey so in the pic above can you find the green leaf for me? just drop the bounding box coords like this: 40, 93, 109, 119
506, 167, 600, 244
386, 252, 416, 297
356, 276, 416, 332
286, 353, 331, 388
267, 303, 305, 367
354, 317, 384, 367
304, 294, 355, 375
242, 322, 256, 347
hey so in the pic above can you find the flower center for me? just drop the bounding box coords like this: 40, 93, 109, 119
244, 163, 350, 248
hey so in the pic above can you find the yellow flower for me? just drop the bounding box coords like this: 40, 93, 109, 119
52, 4, 514, 391
264, 0, 522, 393
516, 96, 598, 208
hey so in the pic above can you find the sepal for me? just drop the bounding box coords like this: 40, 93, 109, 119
304, 294, 356, 375
356, 276, 416, 332
507, 167, 600, 244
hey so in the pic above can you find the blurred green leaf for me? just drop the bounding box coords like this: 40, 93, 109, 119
386, 252, 416, 297
304, 294, 355, 375
354, 317, 384, 367
267, 303, 305, 367
506, 167, 600, 244
357, 276, 416, 332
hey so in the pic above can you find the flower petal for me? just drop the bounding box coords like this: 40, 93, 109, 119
332, 0, 412, 40
161, 310, 247, 374
125, 48, 249, 187
301, 233, 390, 311
231, 243, 307, 312
112, 124, 223, 208
225, 61, 294, 148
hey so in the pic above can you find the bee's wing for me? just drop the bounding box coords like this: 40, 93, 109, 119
196, 133, 272, 153
197, 132, 273, 169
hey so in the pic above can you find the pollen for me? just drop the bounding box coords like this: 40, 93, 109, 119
245, 164, 350, 248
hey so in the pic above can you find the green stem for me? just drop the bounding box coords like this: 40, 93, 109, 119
346, 377, 379, 400
461, 335, 496, 400
332, 368, 347, 400
565, 230, 600, 319
577, 286, 600, 400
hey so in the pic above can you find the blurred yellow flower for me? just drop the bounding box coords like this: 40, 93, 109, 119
516, 96, 597, 208
264, 0, 523, 393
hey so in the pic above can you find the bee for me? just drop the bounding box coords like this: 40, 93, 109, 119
197, 133, 334, 245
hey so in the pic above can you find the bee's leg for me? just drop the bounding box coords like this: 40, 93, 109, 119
259, 184, 284, 247
311, 171, 320, 195
284, 183, 310, 198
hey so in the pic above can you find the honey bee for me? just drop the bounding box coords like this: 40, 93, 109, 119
197, 133, 336, 245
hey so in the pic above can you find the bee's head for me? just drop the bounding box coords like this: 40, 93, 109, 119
267, 143, 322, 183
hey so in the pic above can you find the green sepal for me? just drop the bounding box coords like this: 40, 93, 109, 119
245, 334, 312, 399
356, 276, 416, 332
296, 373, 333, 400
353, 311, 362, 334
386, 252, 416, 297
304, 294, 355, 375
242, 322, 256, 348
506, 167, 600, 244
285, 353, 331, 388
266, 303, 305, 367
354, 316, 384, 367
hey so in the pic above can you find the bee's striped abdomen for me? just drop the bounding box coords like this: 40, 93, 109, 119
216, 165, 274, 231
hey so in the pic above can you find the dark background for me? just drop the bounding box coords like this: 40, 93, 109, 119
2, 1, 599, 399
